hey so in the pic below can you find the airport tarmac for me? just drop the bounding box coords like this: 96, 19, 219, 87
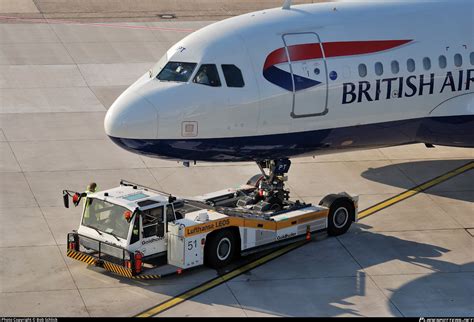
0, 1, 473, 317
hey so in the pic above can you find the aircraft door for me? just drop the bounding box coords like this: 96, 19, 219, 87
282, 33, 328, 118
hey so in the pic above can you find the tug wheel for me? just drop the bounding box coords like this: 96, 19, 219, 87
205, 229, 237, 269
267, 197, 283, 211
320, 196, 354, 236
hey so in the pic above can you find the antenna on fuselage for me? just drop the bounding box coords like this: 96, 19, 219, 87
282, 0, 292, 10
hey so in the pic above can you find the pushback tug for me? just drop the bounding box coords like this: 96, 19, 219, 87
64, 160, 358, 279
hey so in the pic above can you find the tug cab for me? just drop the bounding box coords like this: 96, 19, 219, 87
64, 181, 185, 277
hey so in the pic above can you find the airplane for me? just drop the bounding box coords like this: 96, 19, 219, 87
104, 0, 473, 206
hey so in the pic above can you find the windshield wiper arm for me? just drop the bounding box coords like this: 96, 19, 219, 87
90, 226, 120, 241
88, 225, 103, 236
106, 231, 120, 242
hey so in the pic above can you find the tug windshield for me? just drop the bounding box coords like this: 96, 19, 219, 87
82, 198, 131, 239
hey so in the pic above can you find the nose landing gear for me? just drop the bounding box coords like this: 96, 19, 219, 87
239, 159, 292, 212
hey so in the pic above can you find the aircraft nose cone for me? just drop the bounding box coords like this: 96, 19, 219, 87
104, 90, 158, 139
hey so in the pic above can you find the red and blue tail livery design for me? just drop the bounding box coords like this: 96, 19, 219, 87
263, 40, 412, 91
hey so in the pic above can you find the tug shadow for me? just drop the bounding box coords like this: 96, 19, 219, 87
115, 223, 473, 317
222, 224, 473, 317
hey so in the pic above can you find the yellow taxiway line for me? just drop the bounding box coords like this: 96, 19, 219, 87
135, 240, 306, 317
358, 161, 474, 219
136, 160, 473, 317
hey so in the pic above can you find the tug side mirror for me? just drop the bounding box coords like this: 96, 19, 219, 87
72, 193, 87, 207
63, 191, 69, 208
72, 193, 80, 206
63, 190, 86, 208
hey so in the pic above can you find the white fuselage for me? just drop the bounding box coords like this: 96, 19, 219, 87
104, 0, 474, 162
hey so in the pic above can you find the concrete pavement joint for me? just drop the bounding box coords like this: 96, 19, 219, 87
0, 15, 195, 32
45, 21, 108, 113
357, 161, 473, 220
135, 241, 307, 317
423, 189, 474, 230
335, 235, 405, 317
2, 135, 92, 316
224, 281, 249, 317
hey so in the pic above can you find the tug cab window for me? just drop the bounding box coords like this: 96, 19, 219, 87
142, 206, 164, 238
221, 64, 245, 87
130, 215, 140, 244
193, 64, 221, 87
166, 205, 176, 230
82, 198, 130, 239
157, 62, 196, 82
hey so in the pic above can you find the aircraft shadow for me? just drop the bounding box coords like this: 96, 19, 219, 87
111, 224, 473, 317
360, 159, 473, 203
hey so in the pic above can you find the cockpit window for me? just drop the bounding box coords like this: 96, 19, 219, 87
193, 64, 221, 87
151, 54, 168, 78
221, 64, 245, 87
157, 62, 196, 82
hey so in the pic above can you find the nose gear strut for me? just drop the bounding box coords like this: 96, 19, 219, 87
238, 159, 292, 212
